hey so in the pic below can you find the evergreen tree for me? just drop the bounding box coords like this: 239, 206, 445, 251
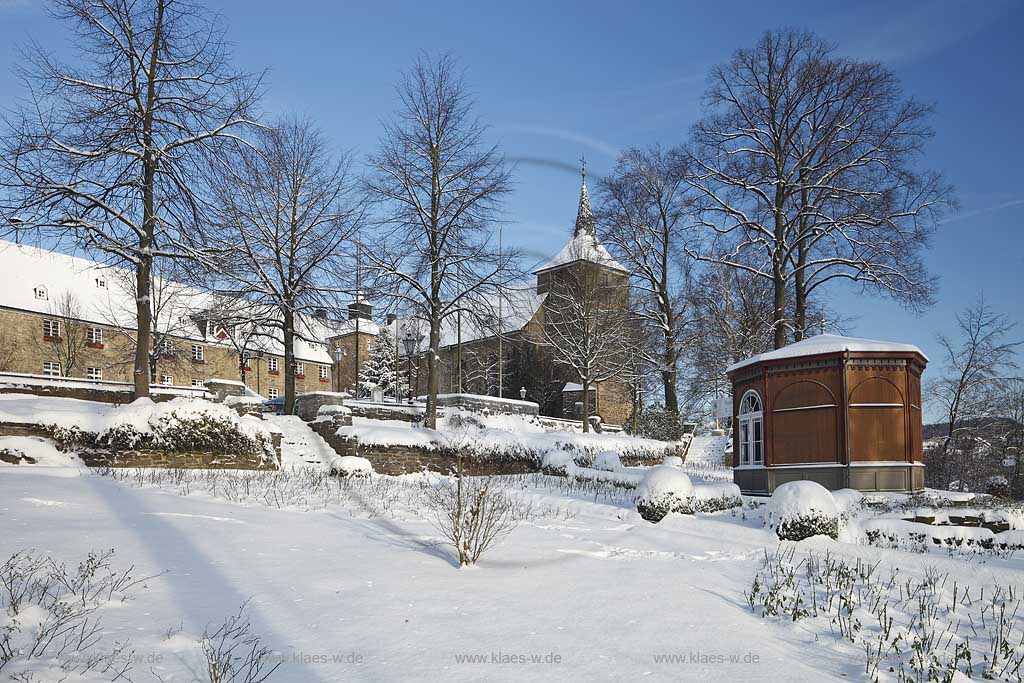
359, 328, 406, 399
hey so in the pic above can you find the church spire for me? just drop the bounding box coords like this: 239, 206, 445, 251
573, 159, 596, 237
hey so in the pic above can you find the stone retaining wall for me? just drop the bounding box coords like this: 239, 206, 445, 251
78, 449, 277, 470
312, 419, 535, 476
434, 394, 538, 416
345, 401, 428, 423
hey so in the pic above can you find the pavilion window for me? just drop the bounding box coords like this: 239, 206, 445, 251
738, 390, 763, 467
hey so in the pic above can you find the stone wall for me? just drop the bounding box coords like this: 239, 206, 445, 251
78, 448, 277, 470
312, 420, 535, 476
294, 392, 350, 421
346, 401, 427, 423
435, 393, 538, 416
0, 381, 206, 405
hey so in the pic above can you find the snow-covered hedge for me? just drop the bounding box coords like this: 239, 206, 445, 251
49, 398, 275, 460
330, 455, 374, 478
591, 450, 623, 472
692, 482, 743, 513
766, 481, 839, 541
635, 466, 695, 522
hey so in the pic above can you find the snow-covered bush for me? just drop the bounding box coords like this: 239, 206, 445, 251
591, 450, 622, 472
692, 482, 742, 513
49, 398, 276, 460
331, 455, 374, 478
424, 476, 526, 566
0, 549, 152, 681
661, 455, 683, 467
766, 481, 839, 541
635, 466, 695, 522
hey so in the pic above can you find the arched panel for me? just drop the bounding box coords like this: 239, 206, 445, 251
849, 376, 904, 406
773, 380, 836, 411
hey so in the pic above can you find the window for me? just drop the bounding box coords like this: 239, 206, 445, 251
319, 365, 329, 381
86, 367, 102, 381
268, 357, 279, 372
191, 344, 204, 362
191, 379, 203, 387
87, 327, 103, 346
160, 375, 173, 386
34, 286, 47, 301
94, 277, 106, 289
42, 319, 60, 339
268, 388, 278, 399
294, 362, 304, 378
43, 361, 61, 377
157, 339, 175, 356
737, 390, 764, 466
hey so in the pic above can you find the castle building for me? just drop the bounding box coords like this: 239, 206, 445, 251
0, 169, 635, 424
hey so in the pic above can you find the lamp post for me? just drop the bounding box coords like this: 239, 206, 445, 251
333, 347, 344, 394
402, 332, 416, 405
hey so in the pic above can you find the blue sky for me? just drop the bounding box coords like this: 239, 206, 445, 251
1, 0, 1021, 386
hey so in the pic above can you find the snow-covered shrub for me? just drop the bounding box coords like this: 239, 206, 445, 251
0, 549, 152, 681
635, 466, 695, 522
591, 450, 622, 472
661, 455, 683, 468
48, 398, 276, 460
331, 455, 373, 478
766, 481, 839, 541
986, 475, 1011, 498
627, 405, 684, 441
424, 476, 526, 566
831, 488, 864, 521
202, 602, 281, 683
692, 482, 742, 513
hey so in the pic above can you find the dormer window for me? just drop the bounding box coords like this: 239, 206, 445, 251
95, 277, 106, 289
34, 286, 48, 301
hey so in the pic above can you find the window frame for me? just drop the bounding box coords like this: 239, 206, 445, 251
268, 387, 278, 399
737, 390, 764, 467
42, 361, 61, 377
87, 327, 103, 346
191, 344, 204, 362
42, 318, 60, 339
160, 375, 173, 386
268, 357, 279, 373
86, 367, 102, 381
319, 365, 329, 381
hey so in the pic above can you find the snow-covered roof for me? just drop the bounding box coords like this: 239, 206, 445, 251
388, 286, 546, 353
727, 333, 927, 374
0, 240, 336, 365
534, 232, 628, 274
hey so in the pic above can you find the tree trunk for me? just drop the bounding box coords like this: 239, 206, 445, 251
662, 334, 679, 414
793, 183, 810, 341
284, 309, 296, 415
133, 0, 165, 400
425, 311, 441, 429
581, 377, 591, 433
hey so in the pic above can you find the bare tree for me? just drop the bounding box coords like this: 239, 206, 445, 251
98, 261, 205, 384
206, 117, 362, 414
687, 29, 954, 348
34, 292, 89, 377
365, 54, 513, 428
596, 145, 693, 414
930, 295, 1021, 485
539, 243, 634, 432
0, 0, 261, 398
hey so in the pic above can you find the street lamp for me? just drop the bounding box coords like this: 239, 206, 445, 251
402, 332, 416, 405
333, 347, 344, 394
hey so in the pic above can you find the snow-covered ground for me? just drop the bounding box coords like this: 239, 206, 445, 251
4, 452, 1024, 681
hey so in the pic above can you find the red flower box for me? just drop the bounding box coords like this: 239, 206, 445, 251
269, 370, 280, 376
86, 343, 105, 350
319, 378, 329, 383
295, 375, 305, 380
42, 336, 61, 343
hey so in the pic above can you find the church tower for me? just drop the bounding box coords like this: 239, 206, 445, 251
533, 165, 629, 294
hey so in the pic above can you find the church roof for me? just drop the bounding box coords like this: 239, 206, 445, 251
534, 170, 628, 275
726, 333, 927, 374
